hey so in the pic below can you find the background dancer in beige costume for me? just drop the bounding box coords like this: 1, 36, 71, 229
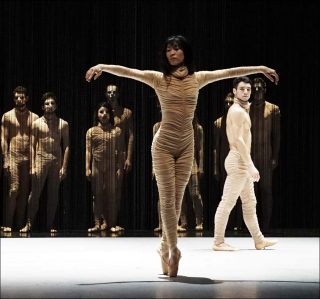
178, 115, 204, 232
85, 35, 279, 277
153, 116, 204, 233
1, 86, 38, 232
213, 76, 278, 251
250, 77, 280, 232
86, 102, 122, 233
20, 92, 69, 233
105, 84, 133, 232
152, 120, 163, 233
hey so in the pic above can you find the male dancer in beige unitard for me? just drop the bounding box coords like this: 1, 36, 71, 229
105, 84, 133, 232
213, 76, 277, 251
20, 92, 69, 233
213, 93, 243, 231
1, 86, 38, 232
85, 35, 279, 277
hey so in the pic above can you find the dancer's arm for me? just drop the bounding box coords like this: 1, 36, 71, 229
229, 107, 260, 182
85, 129, 92, 180
30, 122, 39, 176
1, 114, 9, 171
271, 104, 281, 169
196, 66, 279, 89
85, 64, 160, 88
60, 120, 70, 181
198, 124, 204, 176
124, 120, 134, 173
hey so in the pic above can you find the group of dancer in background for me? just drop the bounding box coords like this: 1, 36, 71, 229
1, 89, 69, 234
1, 84, 133, 234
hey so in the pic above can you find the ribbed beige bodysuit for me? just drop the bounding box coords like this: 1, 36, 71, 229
98, 65, 265, 250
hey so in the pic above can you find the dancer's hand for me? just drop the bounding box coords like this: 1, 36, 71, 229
59, 167, 67, 181
124, 159, 132, 172
262, 66, 279, 85
248, 162, 260, 182
3, 163, 10, 176
85, 64, 103, 82
86, 169, 91, 181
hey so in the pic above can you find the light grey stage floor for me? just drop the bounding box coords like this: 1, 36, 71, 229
1, 237, 319, 298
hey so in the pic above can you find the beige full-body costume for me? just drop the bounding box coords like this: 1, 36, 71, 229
92, 65, 271, 252
112, 106, 133, 231
213, 96, 276, 250
250, 100, 280, 230
86, 125, 121, 229
153, 120, 204, 231
1, 108, 38, 230
179, 121, 204, 230
25, 116, 69, 231
213, 112, 243, 230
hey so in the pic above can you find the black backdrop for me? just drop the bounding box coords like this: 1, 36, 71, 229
0, 0, 319, 231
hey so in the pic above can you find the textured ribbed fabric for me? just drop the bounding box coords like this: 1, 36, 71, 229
27, 117, 68, 230
28, 156, 60, 229
86, 126, 121, 227
250, 101, 281, 230
1, 108, 38, 229
100, 64, 266, 249
214, 150, 264, 245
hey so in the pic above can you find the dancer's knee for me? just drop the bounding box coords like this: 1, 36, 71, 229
242, 199, 257, 214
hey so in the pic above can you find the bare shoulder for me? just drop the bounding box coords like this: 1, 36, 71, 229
229, 104, 245, 115
30, 111, 39, 120
265, 101, 280, 113
60, 118, 69, 127
1, 111, 8, 122
86, 127, 95, 135
2, 109, 14, 119
153, 122, 160, 130
228, 104, 248, 123
32, 117, 42, 126
58, 118, 69, 131
214, 117, 222, 128
197, 123, 203, 132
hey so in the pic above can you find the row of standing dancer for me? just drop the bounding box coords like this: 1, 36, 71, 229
1, 90, 69, 234
0, 79, 279, 236
1, 85, 133, 234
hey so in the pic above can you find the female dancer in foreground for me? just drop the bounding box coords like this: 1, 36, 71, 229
85, 35, 279, 277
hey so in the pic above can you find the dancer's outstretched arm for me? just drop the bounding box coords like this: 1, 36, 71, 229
197, 66, 279, 89
85, 64, 159, 88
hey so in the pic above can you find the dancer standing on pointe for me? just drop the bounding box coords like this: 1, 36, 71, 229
85, 35, 279, 277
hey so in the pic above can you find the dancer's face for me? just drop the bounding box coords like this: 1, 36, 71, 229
42, 98, 57, 113
14, 93, 28, 110
166, 43, 185, 66
252, 82, 266, 103
106, 85, 119, 105
97, 106, 110, 125
233, 82, 251, 102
